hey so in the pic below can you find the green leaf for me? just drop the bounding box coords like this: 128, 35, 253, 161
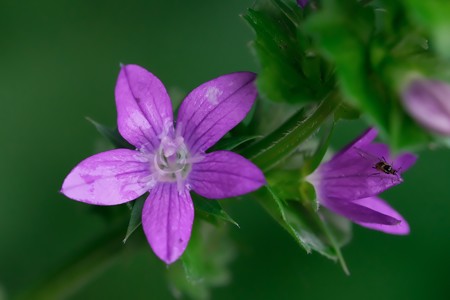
304, 2, 382, 119
192, 195, 239, 228
334, 102, 361, 121
302, 116, 335, 175
258, 186, 311, 253
209, 135, 262, 152
167, 220, 236, 300
266, 169, 302, 201
303, 1, 429, 151
243, 0, 332, 104
86, 117, 133, 149
321, 209, 352, 247
299, 180, 318, 211
123, 196, 145, 243
257, 186, 350, 274
241, 98, 258, 127
404, 0, 450, 61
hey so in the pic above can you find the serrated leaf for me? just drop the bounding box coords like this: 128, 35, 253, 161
259, 186, 312, 253
303, 1, 429, 151
123, 196, 145, 243
258, 186, 350, 273
321, 209, 352, 247
192, 195, 239, 228
243, 0, 331, 104
86, 117, 134, 149
303, 2, 382, 119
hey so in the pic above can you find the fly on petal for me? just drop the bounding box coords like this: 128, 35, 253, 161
307, 128, 416, 235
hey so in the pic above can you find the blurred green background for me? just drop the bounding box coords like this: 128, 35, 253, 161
1, 0, 450, 299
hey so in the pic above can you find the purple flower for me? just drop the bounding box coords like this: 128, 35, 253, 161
401, 78, 450, 135
307, 128, 417, 235
61, 64, 265, 264
297, 0, 309, 8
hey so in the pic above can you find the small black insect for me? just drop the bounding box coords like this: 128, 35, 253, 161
354, 147, 400, 177
374, 160, 398, 176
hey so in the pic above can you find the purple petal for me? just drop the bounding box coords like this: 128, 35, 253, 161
401, 79, 450, 135
394, 153, 417, 173
352, 197, 410, 235
189, 151, 265, 199
297, 0, 309, 8
142, 183, 194, 264
361, 143, 389, 159
322, 197, 402, 227
309, 149, 402, 201
307, 128, 412, 201
333, 128, 378, 159
177, 72, 257, 154
61, 149, 150, 205
115, 64, 173, 150
322, 143, 388, 174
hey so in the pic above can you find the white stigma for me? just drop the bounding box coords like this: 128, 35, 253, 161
140, 120, 204, 194
138, 120, 204, 193
153, 134, 190, 181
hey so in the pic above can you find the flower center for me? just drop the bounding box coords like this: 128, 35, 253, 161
153, 135, 191, 182
137, 121, 203, 193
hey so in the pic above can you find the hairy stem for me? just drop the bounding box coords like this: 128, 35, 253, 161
240, 91, 341, 171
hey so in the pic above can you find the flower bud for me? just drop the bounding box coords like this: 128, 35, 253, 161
297, 0, 308, 9
401, 78, 450, 135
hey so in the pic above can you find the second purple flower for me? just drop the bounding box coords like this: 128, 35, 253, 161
61, 65, 265, 264
307, 128, 417, 235
401, 78, 450, 136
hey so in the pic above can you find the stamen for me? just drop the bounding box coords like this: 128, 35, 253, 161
135, 153, 152, 163
186, 154, 204, 164
138, 175, 157, 190
146, 127, 199, 187
175, 121, 183, 139
175, 171, 184, 194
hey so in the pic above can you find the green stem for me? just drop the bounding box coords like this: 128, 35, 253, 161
240, 91, 341, 171
316, 212, 350, 275
300, 182, 349, 275
15, 219, 144, 300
